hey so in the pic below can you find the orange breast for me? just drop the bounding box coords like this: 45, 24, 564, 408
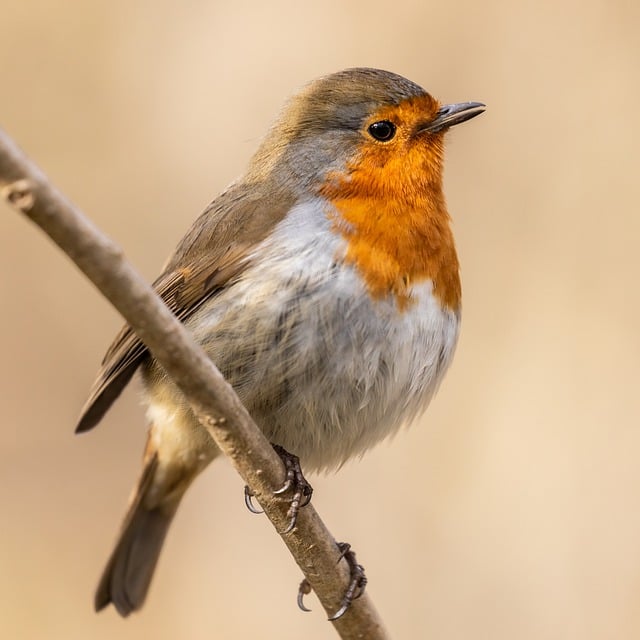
319, 113, 461, 311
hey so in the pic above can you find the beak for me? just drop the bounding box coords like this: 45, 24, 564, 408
419, 101, 485, 134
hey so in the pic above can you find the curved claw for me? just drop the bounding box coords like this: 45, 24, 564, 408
269, 443, 314, 533
300, 487, 313, 508
273, 477, 293, 495
328, 602, 350, 622
297, 579, 312, 612
282, 513, 297, 534
244, 485, 264, 514
327, 542, 367, 621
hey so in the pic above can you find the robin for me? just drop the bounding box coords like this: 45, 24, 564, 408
76, 67, 484, 618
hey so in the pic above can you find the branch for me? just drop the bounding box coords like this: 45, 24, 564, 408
0, 128, 390, 639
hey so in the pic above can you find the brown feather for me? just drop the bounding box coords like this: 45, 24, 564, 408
75, 182, 296, 433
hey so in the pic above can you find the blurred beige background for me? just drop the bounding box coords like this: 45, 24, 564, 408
1, 1, 639, 638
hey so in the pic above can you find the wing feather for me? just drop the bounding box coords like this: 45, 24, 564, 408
75, 182, 295, 433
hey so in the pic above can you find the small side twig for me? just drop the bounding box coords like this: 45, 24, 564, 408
0, 128, 390, 640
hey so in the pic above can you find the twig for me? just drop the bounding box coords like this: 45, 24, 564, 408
0, 128, 390, 640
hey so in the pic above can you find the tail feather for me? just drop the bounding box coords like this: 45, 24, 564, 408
94, 453, 181, 616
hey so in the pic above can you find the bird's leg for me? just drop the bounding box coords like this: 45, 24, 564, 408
272, 444, 313, 532
244, 443, 313, 532
297, 541, 367, 620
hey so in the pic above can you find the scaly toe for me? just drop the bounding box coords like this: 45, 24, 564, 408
293, 541, 368, 621
328, 542, 367, 621
271, 443, 313, 532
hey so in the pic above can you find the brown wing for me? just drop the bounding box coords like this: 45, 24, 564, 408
75, 181, 296, 434
75, 245, 251, 433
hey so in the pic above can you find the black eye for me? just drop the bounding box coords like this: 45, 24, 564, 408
368, 120, 396, 141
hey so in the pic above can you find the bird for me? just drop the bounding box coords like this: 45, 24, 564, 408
76, 67, 484, 618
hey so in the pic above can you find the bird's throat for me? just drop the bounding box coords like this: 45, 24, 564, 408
320, 158, 461, 312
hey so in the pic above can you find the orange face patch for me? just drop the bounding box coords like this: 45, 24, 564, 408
319, 95, 461, 311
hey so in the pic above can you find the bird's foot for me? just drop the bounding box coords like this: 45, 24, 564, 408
244, 443, 313, 532
298, 541, 367, 621
272, 444, 313, 533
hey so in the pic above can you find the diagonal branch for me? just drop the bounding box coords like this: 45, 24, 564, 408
0, 128, 390, 640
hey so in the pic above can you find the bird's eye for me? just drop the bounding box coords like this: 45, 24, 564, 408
368, 120, 396, 142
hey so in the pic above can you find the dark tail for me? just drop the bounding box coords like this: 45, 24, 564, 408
94, 453, 182, 616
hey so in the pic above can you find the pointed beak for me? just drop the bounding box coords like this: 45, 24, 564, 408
419, 101, 485, 134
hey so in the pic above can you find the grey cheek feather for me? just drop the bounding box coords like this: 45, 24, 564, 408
147, 199, 460, 472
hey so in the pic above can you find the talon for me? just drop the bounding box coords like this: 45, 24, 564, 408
272, 444, 296, 495
297, 578, 312, 612
282, 513, 297, 535
244, 485, 263, 514
273, 478, 293, 495
328, 601, 350, 622
271, 443, 313, 532
300, 487, 313, 508
328, 542, 367, 621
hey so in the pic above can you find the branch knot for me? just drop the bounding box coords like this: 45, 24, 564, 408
2, 179, 35, 212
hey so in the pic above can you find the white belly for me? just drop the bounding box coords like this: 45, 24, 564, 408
143, 200, 460, 471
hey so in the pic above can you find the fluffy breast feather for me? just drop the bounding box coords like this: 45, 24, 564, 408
143, 199, 460, 471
